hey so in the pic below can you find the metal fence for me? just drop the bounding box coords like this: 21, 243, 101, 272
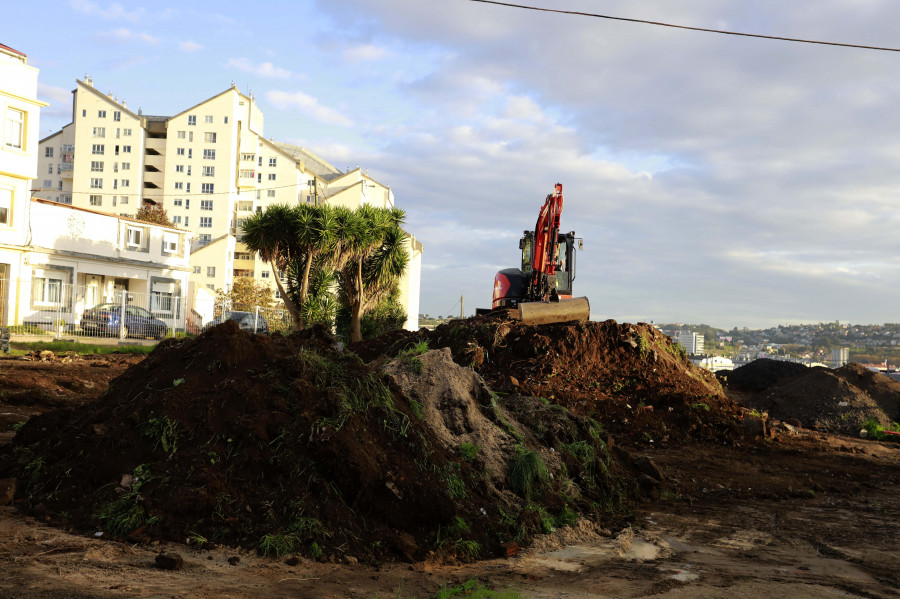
0, 278, 294, 343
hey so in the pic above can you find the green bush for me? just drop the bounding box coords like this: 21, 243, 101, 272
507, 448, 549, 500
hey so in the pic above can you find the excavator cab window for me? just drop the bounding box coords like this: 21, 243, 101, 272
555, 234, 575, 296
519, 233, 534, 275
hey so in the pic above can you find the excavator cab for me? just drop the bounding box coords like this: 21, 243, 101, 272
519, 230, 579, 298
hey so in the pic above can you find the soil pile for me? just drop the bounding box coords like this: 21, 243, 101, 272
718, 359, 899, 434
0, 319, 663, 563
360, 314, 745, 446
717, 358, 811, 392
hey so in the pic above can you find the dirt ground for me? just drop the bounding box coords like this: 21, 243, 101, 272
1, 329, 899, 598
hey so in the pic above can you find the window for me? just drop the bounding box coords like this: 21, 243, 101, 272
174, 182, 183, 190
3, 107, 24, 149
201, 183, 214, 194
91, 144, 104, 155
43, 179, 52, 188
121, 162, 130, 170
193, 266, 201, 274
97, 110, 106, 118
186, 182, 191, 193
187, 115, 196, 125
239, 169, 254, 179
173, 215, 182, 224
152, 289, 173, 313
269, 157, 276, 167
173, 198, 182, 207
122, 145, 131, 153
207, 284, 215, 290
204, 132, 216, 143
113, 111, 121, 121
176, 148, 185, 156
188, 149, 192, 159
175, 165, 184, 173
58, 181, 63, 190
115, 128, 120, 138
185, 199, 190, 208
92, 127, 105, 137
241, 153, 254, 161
0, 188, 11, 224
48, 164, 53, 174
235, 252, 251, 260
32, 276, 63, 304
261, 271, 270, 278
186, 165, 191, 176
177, 131, 186, 139
126, 227, 142, 247
120, 179, 129, 188
207, 266, 216, 277
224, 116, 228, 124
200, 217, 212, 228
89, 194, 102, 206
258, 156, 262, 166
81, 109, 86, 117
163, 232, 179, 253
202, 166, 214, 177
91, 161, 103, 172
267, 173, 276, 181
120, 196, 129, 205
44, 147, 53, 158
257, 173, 261, 183
184, 216, 189, 226
123, 128, 132, 136
188, 131, 193, 142
90, 178, 102, 189
204, 115, 213, 123
200, 200, 213, 210
238, 201, 253, 211
267, 190, 276, 198
203, 149, 215, 160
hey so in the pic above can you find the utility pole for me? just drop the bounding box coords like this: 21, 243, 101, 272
460, 295, 464, 319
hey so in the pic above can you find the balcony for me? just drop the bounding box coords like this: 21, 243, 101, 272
58, 163, 74, 179
144, 153, 164, 171
237, 171, 256, 190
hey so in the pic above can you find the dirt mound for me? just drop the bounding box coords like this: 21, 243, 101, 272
0, 320, 644, 563
717, 358, 811, 392
833, 363, 900, 420
362, 315, 745, 447
744, 368, 894, 434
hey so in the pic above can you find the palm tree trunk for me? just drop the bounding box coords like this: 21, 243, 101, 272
270, 260, 304, 331
299, 253, 313, 306
350, 259, 364, 343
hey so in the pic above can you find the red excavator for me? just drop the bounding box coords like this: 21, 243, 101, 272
489, 183, 591, 325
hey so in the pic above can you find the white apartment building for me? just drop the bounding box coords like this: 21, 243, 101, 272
38, 80, 422, 330
0, 43, 47, 324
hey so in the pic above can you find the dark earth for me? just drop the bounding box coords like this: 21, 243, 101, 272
0, 314, 897, 598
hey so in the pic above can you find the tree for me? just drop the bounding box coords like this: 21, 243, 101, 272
134, 201, 173, 227
215, 276, 277, 312
334, 205, 409, 343
241, 204, 336, 331
336, 283, 406, 341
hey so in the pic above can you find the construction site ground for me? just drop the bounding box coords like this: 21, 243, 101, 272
0, 319, 898, 599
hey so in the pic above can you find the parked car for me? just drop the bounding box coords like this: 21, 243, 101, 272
203, 311, 270, 334
80, 303, 168, 340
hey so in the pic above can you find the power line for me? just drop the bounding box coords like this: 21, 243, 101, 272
466, 0, 900, 53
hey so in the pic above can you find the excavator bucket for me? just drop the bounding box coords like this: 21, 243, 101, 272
517, 296, 591, 326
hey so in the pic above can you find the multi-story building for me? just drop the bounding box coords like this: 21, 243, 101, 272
38, 80, 422, 329
0, 43, 47, 324
676, 331, 705, 355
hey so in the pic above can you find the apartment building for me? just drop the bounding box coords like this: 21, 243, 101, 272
38, 80, 422, 329
0, 43, 47, 324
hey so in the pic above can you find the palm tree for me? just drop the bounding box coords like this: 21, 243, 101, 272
241, 204, 335, 330
336, 206, 409, 343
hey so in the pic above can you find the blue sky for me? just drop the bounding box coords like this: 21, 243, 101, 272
7, 0, 900, 328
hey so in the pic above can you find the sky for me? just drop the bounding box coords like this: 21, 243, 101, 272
6, 0, 900, 329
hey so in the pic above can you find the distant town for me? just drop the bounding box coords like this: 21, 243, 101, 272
419, 315, 900, 373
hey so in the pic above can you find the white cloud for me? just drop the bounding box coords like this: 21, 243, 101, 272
226, 58, 294, 80
179, 40, 203, 53
343, 43, 388, 62
70, 0, 144, 22
37, 83, 72, 120
266, 91, 354, 127
97, 28, 158, 44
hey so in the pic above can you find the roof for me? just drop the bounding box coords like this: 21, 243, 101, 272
270, 141, 343, 179
31, 198, 190, 234
75, 79, 142, 121
0, 43, 26, 58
